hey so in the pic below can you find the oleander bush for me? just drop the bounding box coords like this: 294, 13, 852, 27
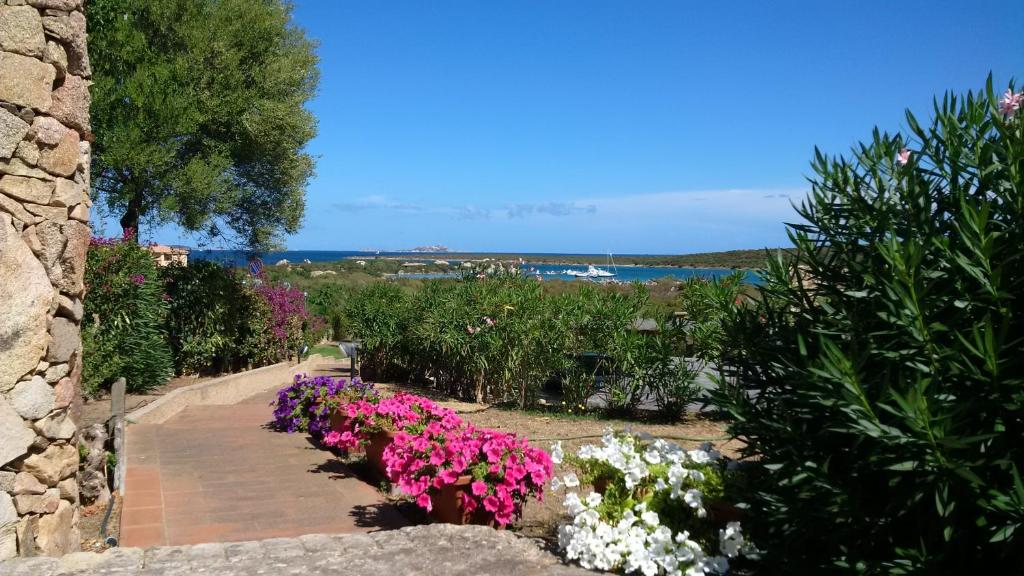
340, 276, 707, 417
83, 232, 174, 394
712, 79, 1024, 572
85, 244, 329, 391
161, 261, 273, 373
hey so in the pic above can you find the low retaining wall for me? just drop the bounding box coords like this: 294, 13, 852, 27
126, 355, 326, 425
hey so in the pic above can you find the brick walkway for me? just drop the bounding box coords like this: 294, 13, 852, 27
120, 389, 407, 547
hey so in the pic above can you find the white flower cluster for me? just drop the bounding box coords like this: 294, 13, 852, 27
550, 431, 748, 576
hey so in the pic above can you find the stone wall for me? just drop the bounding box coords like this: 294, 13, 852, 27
0, 0, 91, 559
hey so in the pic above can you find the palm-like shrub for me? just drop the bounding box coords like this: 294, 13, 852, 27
712, 80, 1024, 572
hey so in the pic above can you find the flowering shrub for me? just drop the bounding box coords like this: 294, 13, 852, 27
83, 230, 174, 395
254, 281, 328, 358
271, 374, 376, 441
552, 431, 753, 575
712, 79, 1024, 571
324, 393, 463, 451
383, 425, 553, 526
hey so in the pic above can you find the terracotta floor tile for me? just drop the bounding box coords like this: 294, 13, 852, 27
120, 524, 165, 548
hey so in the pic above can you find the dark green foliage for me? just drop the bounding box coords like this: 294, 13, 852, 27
342, 276, 704, 417
160, 261, 275, 374
83, 237, 174, 394
677, 271, 745, 363
88, 0, 319, 248
712, 79, 1024, 572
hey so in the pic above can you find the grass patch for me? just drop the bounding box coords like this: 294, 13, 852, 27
310, 343, 344, 359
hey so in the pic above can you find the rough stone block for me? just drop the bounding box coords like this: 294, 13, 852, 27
0, 51, 55, 111
0, 174, 53, 204
13, 488, 59, 514
0, 399, 35, 468
56, 477, 77, 503
46, 316, 78, 363
42, 39, 65, 78
10, 375, 55, 419
40, 9, 88, 77
28, 0, 84, 12
52, 377, 73, 409
14, 138, 38, 164
0, 471, 14, 493
0, 493, 17, 560
19, 443, 77, 486
48, 74, 90, 134
33, 409, 75, 440
36, 129, 78, 177
0, 190, 41, 224
67, 202, 86, 222
29, 116, 66, 146
35, 498, 76, 555
0, 107, 30, 159
0, 213, 53, 391
13, 471, 46, 495
58, 219, 88, 296
0, 5, 45, 58
43, 361, 68, 382
24, 202, 67, 222
0, 156, 54, 180
49, 177, 79, 206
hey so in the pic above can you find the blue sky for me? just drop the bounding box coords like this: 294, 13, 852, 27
134, 0, 1023, 254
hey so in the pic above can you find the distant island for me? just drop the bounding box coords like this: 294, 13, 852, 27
404, 245, 450, 253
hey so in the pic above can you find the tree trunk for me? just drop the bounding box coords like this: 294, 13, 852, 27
119, 193, 143, 240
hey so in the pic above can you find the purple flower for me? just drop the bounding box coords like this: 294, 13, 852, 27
131, 274, 145, 285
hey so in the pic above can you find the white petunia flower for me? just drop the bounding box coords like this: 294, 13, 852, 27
550, 476, 563, 492
586, 491, 603, 508
550, 441, 564, 464
641, 510, 660, 527
563, 472, 580, 488
684, 488, 703, 510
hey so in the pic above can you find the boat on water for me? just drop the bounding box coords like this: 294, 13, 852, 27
564, 264, 616, 278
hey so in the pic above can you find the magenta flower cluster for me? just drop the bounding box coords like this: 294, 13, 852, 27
324, 392, 462, 451
323, 392, 552, 526
383, 425, 553, 526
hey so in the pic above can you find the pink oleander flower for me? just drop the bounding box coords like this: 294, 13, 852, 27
897, 148, 911, 166
999, 88, 1023, 116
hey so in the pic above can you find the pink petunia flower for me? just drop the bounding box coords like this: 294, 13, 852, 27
471, 480, 489, 496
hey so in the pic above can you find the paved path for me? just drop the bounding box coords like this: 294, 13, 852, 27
1, 525, 589, 575
121, 388, 407, 547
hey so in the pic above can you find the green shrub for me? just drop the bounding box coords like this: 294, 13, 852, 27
339, 275, 706, 416
83, 234, 174, 394
161, 261, 276, 373
712, 79, 1024, 572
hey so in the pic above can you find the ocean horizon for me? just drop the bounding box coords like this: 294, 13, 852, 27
190, 250, 761, 284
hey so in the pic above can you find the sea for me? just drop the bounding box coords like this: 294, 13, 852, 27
189, 250, 761, 284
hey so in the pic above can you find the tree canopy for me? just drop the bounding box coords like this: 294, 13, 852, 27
88, 0, 319, 249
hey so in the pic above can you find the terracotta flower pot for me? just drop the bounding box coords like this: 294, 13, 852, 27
429, 475, 502, 528
365, 430, 396, 477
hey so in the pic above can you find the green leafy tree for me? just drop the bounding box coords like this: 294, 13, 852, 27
712, 79, 1024, 572
88, 0, 319, 248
